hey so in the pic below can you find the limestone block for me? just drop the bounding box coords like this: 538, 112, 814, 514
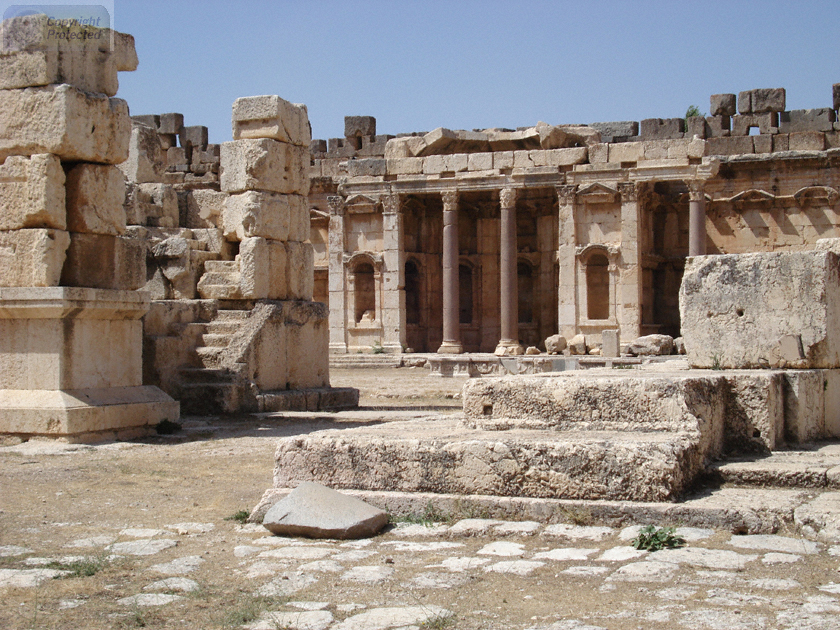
680, 250, 840, 369
184, 189, 225, 229
117, 122, 165, 184
706, 115, 731, 137
286, 241, 314, 300
467, 152, 493, 171
0, 228, 69, 286
639, 118, 684, 139
65, 164, 126, 235
608, 141, 643, 163
706, 136, 753, 156
784, 371, 825, 443
753, 134, 772, 154
513, 150, 534, 168
0, 15, 136, 95
0, 153, 65, 230
751, 88, 786, 113
723, 372, 785, 451
493, 151, 514, 169
158, 113, 184, 136
779, 109, 836, 133
588, 143, 608, 163
232, 95, 310, 147
788, 131, 826, 151
182, 125, 207, 151
824, 370, 840, 438
731, 113, 777, 136
628, 334, 674, 356
222, 191, 290, 242
589, 121, 638, 139
287, 194, 309, 243
601, 329, 620, 357
238, 236, 269, 299
344, 116, 376, 138
346, 158, 386, 177
383, 136, 425, 159
738, 90, 752, 114
568, 333, 587, 355
545, 334, 567, 354
267, 239, 287, 300
834, 84, 840, 112
386, 157, 423, 175
0, 85, 130, 163
544, 147, 588, 166
61, 233, 145, 290
710, 94, 736, 117
284, 300, 328, 389
220, 139, 307, 195
125, 183, 178, 228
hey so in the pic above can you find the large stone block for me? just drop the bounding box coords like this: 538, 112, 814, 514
779, 109, 837, 133
680, 250, 840, 369
65, 163, 126, 235
158, 113, 184, 136
834, 84, 840, 112
238, 236, 269, 299
184, 189, 225, 229
0, 228, 69, 286
589, 121, 638, 139
222, 191, 290, 242
220, 138, 307, 195
751, 88, 786, 113
284, 300, 328, 389
232, 95, 310, 147
784, 371, 825, 444
344, 115, 376, 138
117, 121, 165, 184
267, 239, 287, 300
0, 84, 130, 163
639, 118, 684, 139
124, 183, 178, 228
0, 153, 65, 230
0, 15, 136, 95
286, 240, 314, 300
61, 232, 145, 290
710, 94, 736, 117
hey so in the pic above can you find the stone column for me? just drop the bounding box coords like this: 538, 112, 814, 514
495, 187, 523, 355
327, 195, 347, 353
437, 189, 462, 354
556, 184, 578, 339
381, 193, 405, 353
688, 181, 707, 257
617, 182, 642, 340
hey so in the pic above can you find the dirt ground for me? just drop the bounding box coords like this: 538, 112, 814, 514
1, 367, 838, 630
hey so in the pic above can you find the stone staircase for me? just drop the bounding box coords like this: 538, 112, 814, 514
196, 260, 242, 300
178, 309, 251, 414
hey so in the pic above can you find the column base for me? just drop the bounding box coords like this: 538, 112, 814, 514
437, 341, 463, 354
494, 340, 524, 356
0, 386, 180, 443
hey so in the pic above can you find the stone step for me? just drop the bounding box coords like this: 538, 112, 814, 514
206, 320, 242, 335
195, 345, 225, 368
710, 443, 840, 489
198, 271, 240, 285
185, 238, 208, 251
179, 367, 232, 384
272, 418, 706, 502
203, 259, 239, 273
330, 355, 404, 369
190, 250, 217, 267
216, 309, 250, 321
196, 283, 242, 300
201, 333, 232, 348
179, 382, 240, 415
258, 387, 360, 413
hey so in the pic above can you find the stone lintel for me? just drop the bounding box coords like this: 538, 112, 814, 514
0, 286, 149, 319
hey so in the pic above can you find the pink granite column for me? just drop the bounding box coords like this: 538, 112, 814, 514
437, 189, 462, 353
496, 187, 523, 355
689, 181, 707, 257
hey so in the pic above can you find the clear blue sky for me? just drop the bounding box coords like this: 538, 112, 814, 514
11, 1, 839, 144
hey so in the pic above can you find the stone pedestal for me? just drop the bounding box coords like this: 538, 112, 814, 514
0, 287, 179, 441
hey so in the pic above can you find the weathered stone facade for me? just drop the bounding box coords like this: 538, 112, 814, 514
311, 86, 840, 354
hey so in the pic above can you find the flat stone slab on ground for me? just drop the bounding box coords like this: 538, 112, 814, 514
262, 481, 388, 539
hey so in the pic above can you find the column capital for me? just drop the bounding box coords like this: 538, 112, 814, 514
382, 193, 401, 215
617, 182, 638, 202
500, 187, 517, 210
555, 184, 578, 204
327, 196, 345, 215
441, 189, 459, 209
688, 180, 706, 202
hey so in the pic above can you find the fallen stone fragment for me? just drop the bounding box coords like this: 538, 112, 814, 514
627, 334, 674, 356
0, 568, 68, 587
234, 545, 261, 558
262, 482, 388, 539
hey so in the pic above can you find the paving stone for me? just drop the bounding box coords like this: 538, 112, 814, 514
257, 546, 334, 560
434, 556, 492, 572
58, 599, 85, 610
559, 565, 610, 576
235, 523, 266, 534
655, 586, 698, 600
705, 588, 771, 606
675, 527, 715, 541
143, 577, 199, 592
606, 560, 679, 582
803, 594, 840, 613
596, 546, 648, 562
409, 571, 469, 588
0, 568, 68, 587
331, 606, 451, 630
477, 541, 525, 556
25, 555, 84, 566
762, 552, 801, 564
525, 622, 608, 630
483, 560, 545, 576
257, 572, 319, 596
726, 533, 820, 554
339, 539, 374, 548
234, 545, 262, 557
542, 525, 615, 540
245, 610, 333, 630
289, 601, 330, 610
296, 559, 343, 574
119, 528, 170, 538
117, 593, 183, 606
65, 535, 116, 548
818, 582, 840, 594
332, 549, 377, 562
533, 548, 598, 561
336, 603, 366, 613
247, 561, 291, 579
0, 545, 33, 556
165, 522, 214, 535
341, 565, 394, 583
748, 578, 802, 590
678, 609, 767, 629
493, 521, 542, 536
689, 570, 742, 585
108, 539, 178, 556
618, 525, 644, 541
380, 541, 462, 552
390, 523, 449, 536
651, 547, 757, 569
148, 555, 204, 575
448, 518, 504, 535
